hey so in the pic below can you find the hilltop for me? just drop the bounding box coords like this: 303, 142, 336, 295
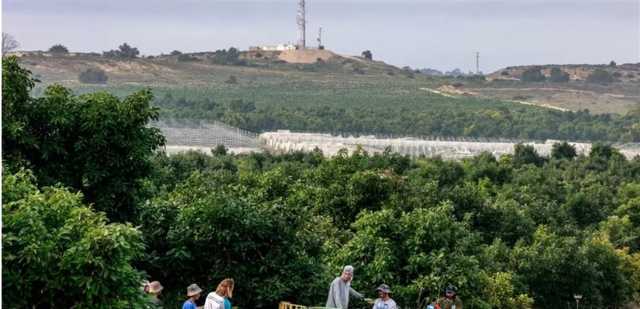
13, 49, 406, 87
471, 63, 640, 114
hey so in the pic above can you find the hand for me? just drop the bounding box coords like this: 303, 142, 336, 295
365, 298, 374, 304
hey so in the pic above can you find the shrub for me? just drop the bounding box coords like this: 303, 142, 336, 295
78, 68, 108, 84
177, 54, 198, 62
48, 44, 69, 54
210, 47, 245, 65
2, 170, 146, 308
170, 50, 182, 56
361, 50, 372, 60
587, 69, 614, 85
103, 43, 140, 59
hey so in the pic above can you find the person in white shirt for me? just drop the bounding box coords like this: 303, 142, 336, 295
372, 284, 397, 309
326, 265, 365, 309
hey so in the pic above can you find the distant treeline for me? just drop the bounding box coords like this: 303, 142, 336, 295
154, 94, 640, 142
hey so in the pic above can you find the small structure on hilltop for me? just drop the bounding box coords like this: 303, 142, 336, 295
249, 44, 296, 52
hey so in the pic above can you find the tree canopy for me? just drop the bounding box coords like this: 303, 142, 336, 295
2, 56, 164, 221
3, 170, 147, 308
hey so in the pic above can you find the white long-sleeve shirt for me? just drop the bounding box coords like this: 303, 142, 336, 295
204, 292, 225, 309
325, 277, 364, 309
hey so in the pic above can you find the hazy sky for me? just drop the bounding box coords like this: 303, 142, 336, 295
3, 0, 639, 72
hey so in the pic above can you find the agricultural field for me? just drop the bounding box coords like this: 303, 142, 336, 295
16, 51, 640, 142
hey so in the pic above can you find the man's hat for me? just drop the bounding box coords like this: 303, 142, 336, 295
376, 284, 391, 294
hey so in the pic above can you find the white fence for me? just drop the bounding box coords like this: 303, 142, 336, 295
150, 121, 640, 160
152, 120, 259, 148
260, 131, 640, 160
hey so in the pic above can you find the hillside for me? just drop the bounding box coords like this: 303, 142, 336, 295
11, 51, 640, 142
470, 63, 640, 114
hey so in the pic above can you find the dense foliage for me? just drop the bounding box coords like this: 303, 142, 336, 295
134, 145, 640, 309
3, 56, 164, 221
3, 170, 147, 308
153, 93, 640, 142
3, 58, 640, 309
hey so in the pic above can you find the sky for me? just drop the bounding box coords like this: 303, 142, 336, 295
3, 0, 639, 72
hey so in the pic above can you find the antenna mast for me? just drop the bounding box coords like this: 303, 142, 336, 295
317, 27, 323, 48
297, 0, 306, 49
475, 51, 480, 74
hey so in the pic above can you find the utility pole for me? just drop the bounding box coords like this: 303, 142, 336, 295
317, 27, 323, 48
475, 51, 480, 75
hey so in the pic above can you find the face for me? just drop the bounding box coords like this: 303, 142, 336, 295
446, 291, 455, 299
341, 271, 353, 282
378, 290, 387, 298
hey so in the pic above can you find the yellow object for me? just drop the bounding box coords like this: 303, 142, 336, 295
279, 302, 308, 309
279, 302, 332, 309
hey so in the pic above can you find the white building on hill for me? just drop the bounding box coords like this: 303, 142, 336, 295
249, 44, 297, 51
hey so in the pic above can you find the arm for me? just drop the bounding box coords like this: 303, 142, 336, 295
349, 286, 364, 299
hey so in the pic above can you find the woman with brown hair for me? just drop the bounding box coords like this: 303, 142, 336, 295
204, 278, 234, 309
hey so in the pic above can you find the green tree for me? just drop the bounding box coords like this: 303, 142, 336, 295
551, 142, 577, 160
2, 58, 165, 221
48, 44, 69, 54
2, 170, 146, 308
361, 50, 373, 60
103, 42, 140, 58
144, 171, 325, 308
512, 144, 545, 167
2, 56, 35, 166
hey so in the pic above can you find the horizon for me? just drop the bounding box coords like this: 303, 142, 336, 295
3, 0, 639, 72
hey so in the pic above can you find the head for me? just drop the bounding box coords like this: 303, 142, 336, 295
146, 281, 164, 296
216, 278, 235, 298
341, 265, 354, 282
376, 284, 391, 299
445, 285, 457, 299
187, 283, 203, 300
